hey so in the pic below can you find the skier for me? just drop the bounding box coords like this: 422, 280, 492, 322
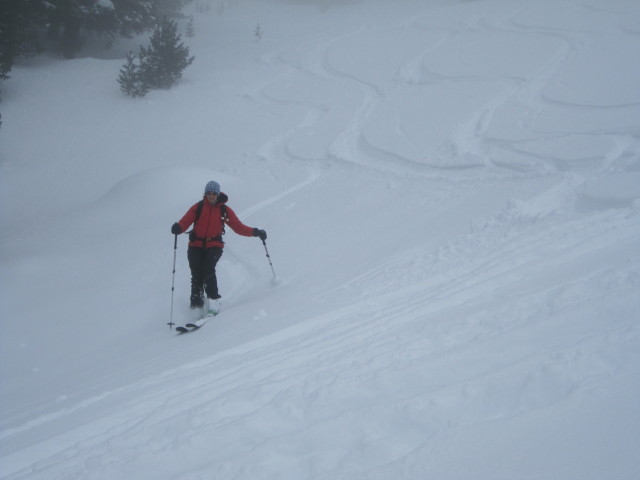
171, 180, 267, 316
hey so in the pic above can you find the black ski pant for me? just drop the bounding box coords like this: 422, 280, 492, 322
187, 246, 223, 301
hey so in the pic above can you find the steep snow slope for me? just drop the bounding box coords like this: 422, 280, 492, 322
1, 0, 639, 478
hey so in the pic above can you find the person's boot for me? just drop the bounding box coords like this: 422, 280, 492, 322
190, 291, 204, 309
207, 297, 221, 317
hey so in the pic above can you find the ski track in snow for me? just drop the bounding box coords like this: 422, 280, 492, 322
2, 0, 640, 478
4, 186, 639, 479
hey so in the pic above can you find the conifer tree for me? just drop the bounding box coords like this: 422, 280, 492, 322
0, 1, 193, 63
138, 19, 194, 90
0, 0, 47, 79
254, 24, 263, 41
117, 51, 149, 97
186, 16, 195, 38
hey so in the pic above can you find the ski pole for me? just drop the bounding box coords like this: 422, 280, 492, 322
262, 239, 279, 284
168, 234, 178, 329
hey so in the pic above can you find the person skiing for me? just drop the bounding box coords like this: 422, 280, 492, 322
171, 180, 267, 316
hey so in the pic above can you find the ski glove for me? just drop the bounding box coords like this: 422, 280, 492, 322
253, 228, 267, 241
171, 222, 182, 235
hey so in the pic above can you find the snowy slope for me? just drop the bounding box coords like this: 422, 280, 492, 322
1, 0, 639, 478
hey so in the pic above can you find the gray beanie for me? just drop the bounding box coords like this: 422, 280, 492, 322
204, 180, 220, 194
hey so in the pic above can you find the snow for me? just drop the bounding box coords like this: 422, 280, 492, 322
1, 0, 639, 478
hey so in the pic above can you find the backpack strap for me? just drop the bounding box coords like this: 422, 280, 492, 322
186, 200, 205, 235
219, 204, 228, 235
195, 200, 205, 225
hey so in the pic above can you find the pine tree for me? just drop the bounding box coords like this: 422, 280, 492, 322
254, 24, 263, 41
138, 19, 194, 90
1, 1, 195, 68
117, 51, 149, 97
0, 0, 47, 80
186, 16, 195, 38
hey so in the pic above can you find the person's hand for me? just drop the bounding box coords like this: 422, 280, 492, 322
171, 223, 182, 235
253, 228, 267, 241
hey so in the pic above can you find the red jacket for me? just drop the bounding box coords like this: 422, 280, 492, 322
177, 193, 254, 248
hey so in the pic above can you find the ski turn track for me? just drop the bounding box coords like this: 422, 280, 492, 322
4, 189, 639, 479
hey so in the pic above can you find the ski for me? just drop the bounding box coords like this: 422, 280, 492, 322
186, 315, 211, 329
175, 314, 216, 334
175, 298, 221, 334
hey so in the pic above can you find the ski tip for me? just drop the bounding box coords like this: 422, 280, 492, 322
176, 326, 189, 334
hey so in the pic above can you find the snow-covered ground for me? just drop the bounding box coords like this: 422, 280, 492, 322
1, 0, 640, 478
